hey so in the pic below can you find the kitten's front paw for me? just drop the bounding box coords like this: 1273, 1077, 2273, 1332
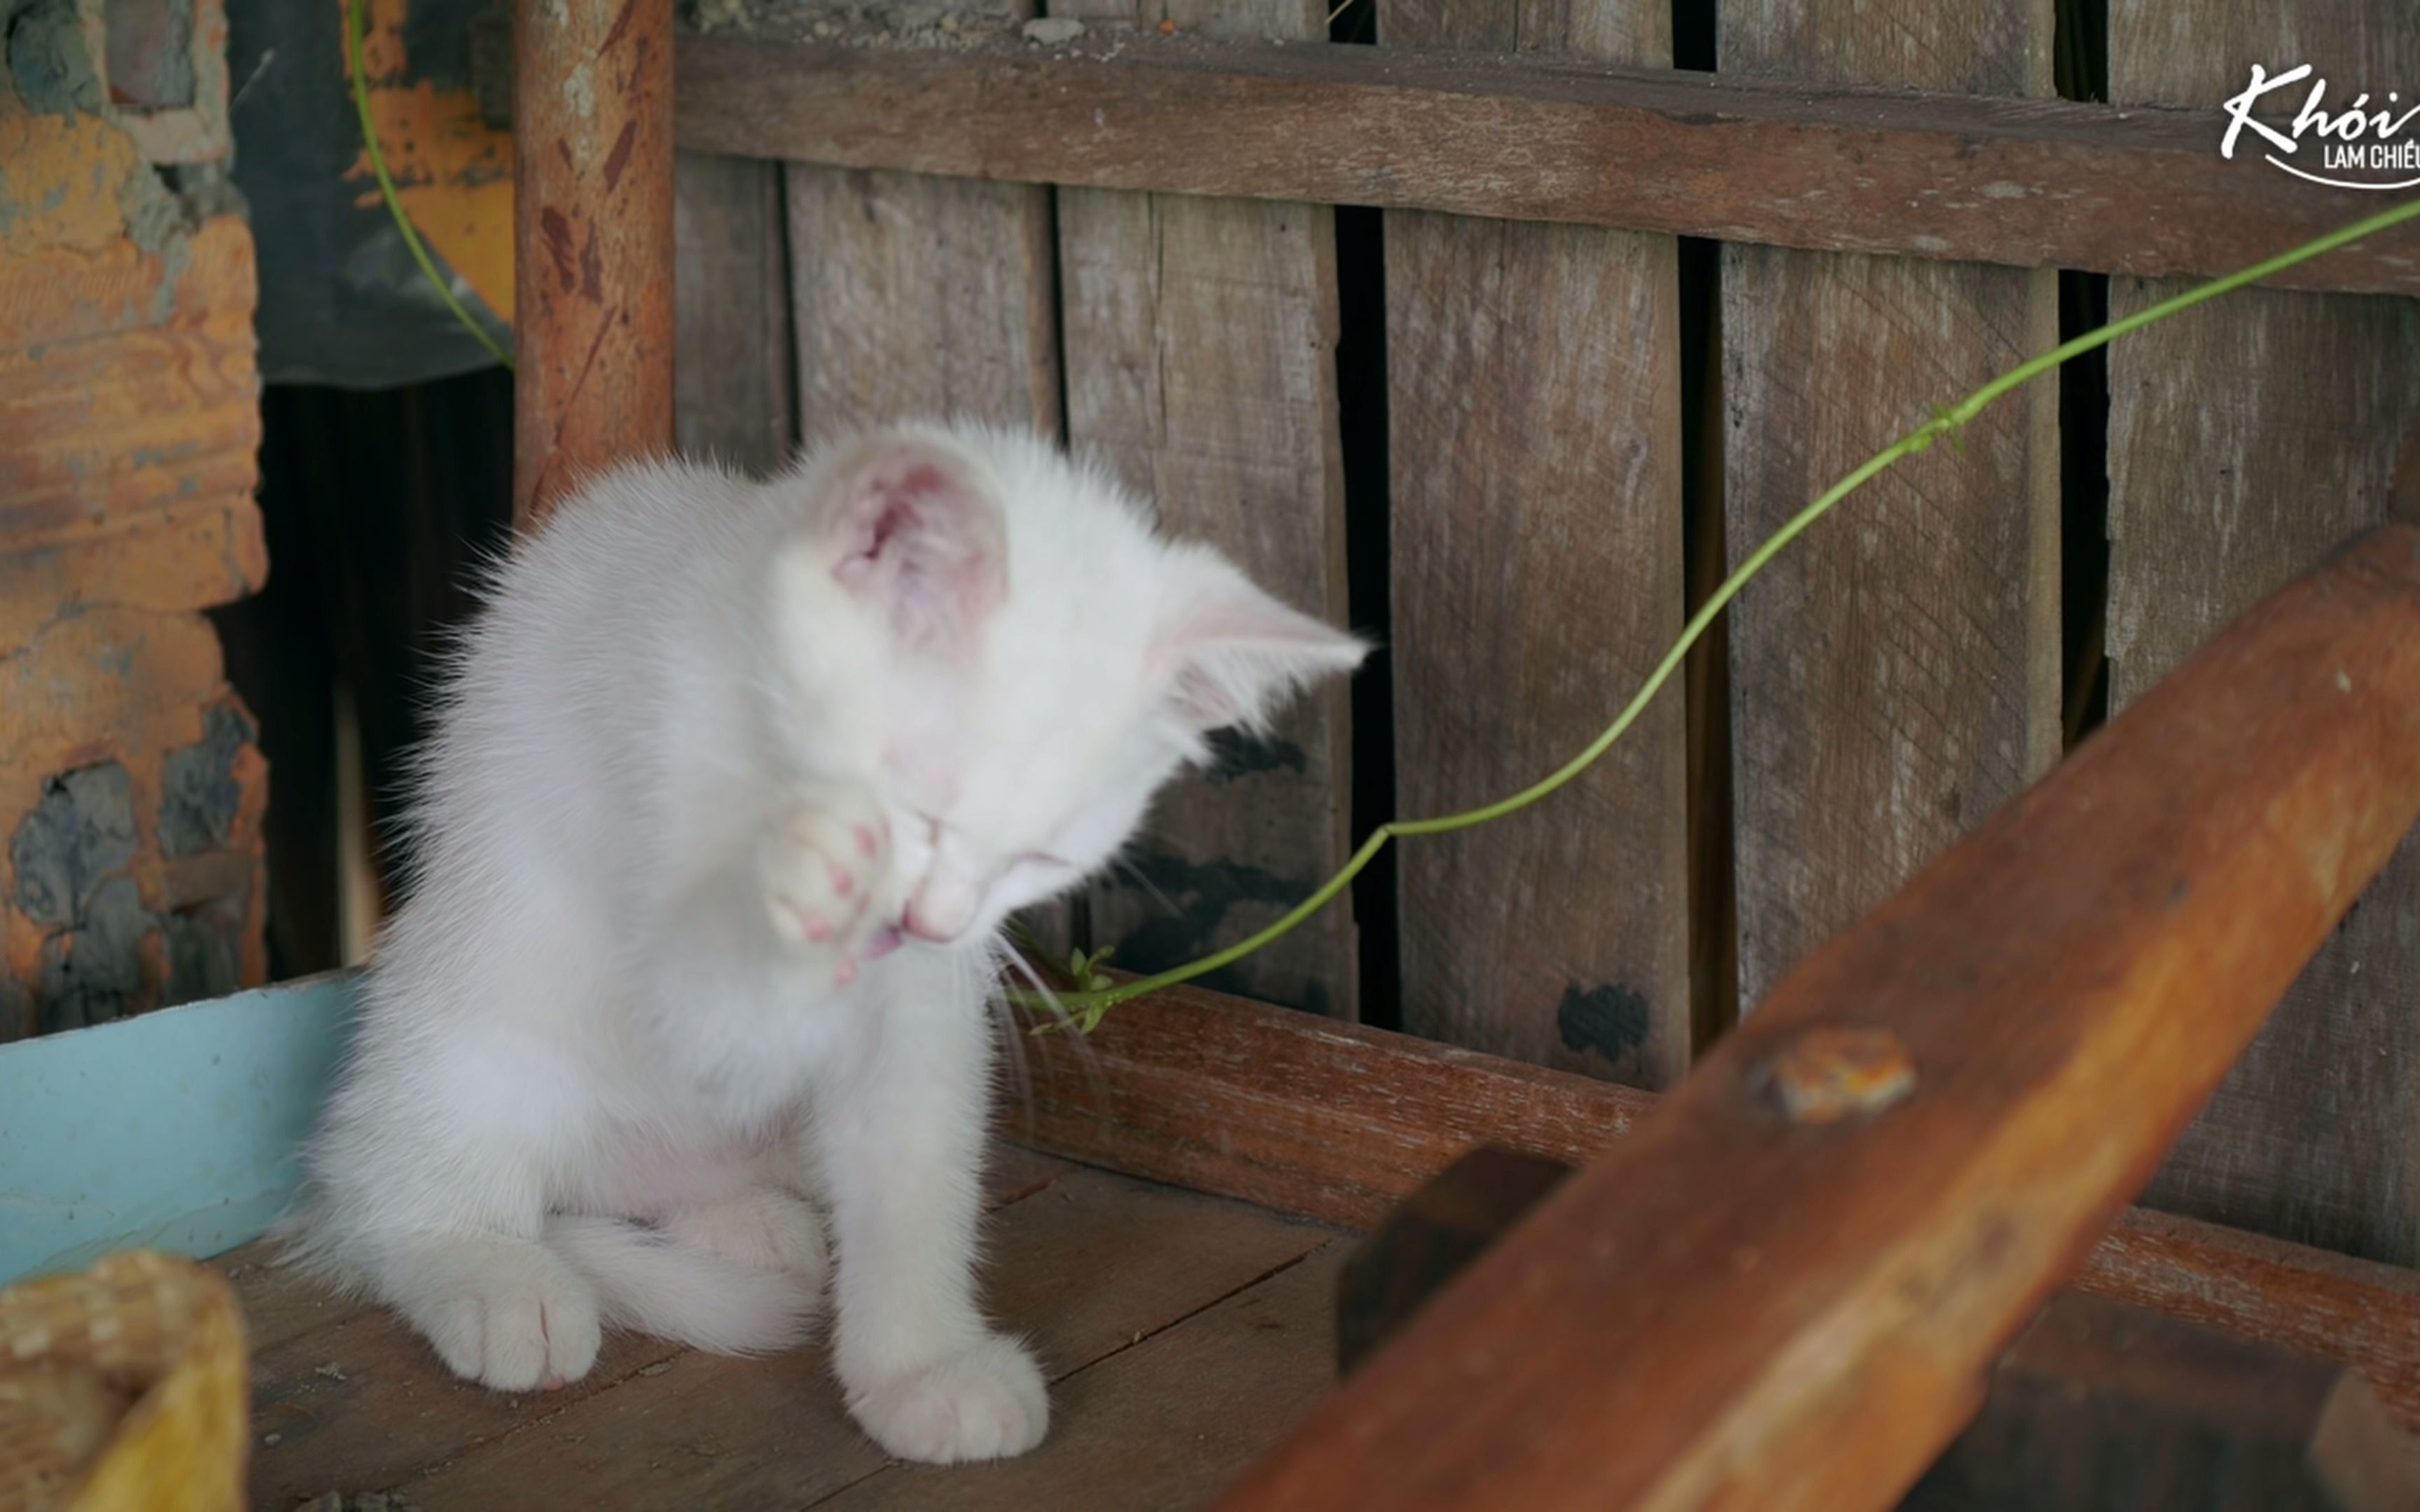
389, 1236, 603, 1393
758, 787, 893, 983
845, 1334, 1049, 1464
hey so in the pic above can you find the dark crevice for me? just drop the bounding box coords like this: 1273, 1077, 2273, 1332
773, 163, 804, 461
2055, 0, 2110, 750
1331, 0, 1395, 1028
1673, 0, 1714, 72
1676, 0, 1728, 1050
1678, 232, 1734, 1053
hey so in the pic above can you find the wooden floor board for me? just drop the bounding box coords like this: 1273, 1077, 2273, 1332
809, 1242, 1348, 1511
224, 1155, 1337, 1509
215, 1241, 370, 1354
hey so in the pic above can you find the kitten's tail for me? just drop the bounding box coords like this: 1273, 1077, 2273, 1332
545, 1215, 819, 1355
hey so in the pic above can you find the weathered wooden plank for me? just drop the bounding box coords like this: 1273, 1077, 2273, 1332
814, 1241, 1347, 1511
247, 1306, 687, 1507
1003, 974, 2420, 1427
2106, 6, 2420, 1268
1379, 0, 1686, 1084
783, 22, 1057, 438
2073, 1208, 2420, 1444
214, 1241, 371, 1355
1720, 0, 2060, 1012
403, 1168, 1330, 1508
513, 0, 676, 522
235, 1142, 1077, 1505
1055, 1, 1356, 1016
676, 29, 2420, 298
674, 152, 796, 476
1002, 979, 1657, 1230
1213, 524, 2420, 1511
780, 0, 1067, 955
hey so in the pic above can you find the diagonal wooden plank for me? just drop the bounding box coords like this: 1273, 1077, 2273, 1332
1216, 525, 2420, 1511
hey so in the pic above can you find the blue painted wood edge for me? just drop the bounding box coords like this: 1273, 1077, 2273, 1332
0, 972, 356, 1287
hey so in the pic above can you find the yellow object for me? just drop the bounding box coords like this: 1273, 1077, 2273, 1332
346, 0, 516, 324
0, 1252, 250, 1512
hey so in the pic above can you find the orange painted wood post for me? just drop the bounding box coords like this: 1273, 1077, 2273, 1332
1218, 525, 2420, 1512
513, 0, 676, 526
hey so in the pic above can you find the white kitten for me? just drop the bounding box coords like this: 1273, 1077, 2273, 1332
282, 421, 1363, 1464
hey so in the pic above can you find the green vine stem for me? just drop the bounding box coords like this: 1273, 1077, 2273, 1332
347, 0, 515, 370
1018, 195, 2420, 1036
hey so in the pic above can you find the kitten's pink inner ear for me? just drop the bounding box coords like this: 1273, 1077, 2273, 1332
831, 444, 1008, 653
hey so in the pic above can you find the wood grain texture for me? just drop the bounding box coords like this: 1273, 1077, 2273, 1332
1379, 0, 1687, 1085
781, 0, 1055, 437
674, 151, 795, 476
410, 1168, 1329, 1510
512, 0, 676, 523
2077, 1208, 2420, 1442
1213, 528, 2420, 1512
1054, 0, 1356, 1016
779, 0, 1069, 955
676, 30, 2420, 298
2106, 4, 2420, 1269
227, 1144, 1071, 1506
1720, 0, 2060, 1013
815, 1242, 1347, 1511
1003, 979, 1656, 1229
1005, 973, 2420, 1427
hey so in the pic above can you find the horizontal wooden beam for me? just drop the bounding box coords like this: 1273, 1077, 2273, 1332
1211, 527, 2420, 1510
1003, 981, 2420, 1441
678, 26, 2420, 298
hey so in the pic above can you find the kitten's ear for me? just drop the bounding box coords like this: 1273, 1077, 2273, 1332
826, 435, 1008, 656
1152, 558, 1368, 733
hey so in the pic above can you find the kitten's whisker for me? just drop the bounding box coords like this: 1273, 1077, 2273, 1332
1106, 852, 1182, 920
990, 942, 1043, 1116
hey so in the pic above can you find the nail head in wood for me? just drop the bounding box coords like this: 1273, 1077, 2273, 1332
1762, 1025, 1918, 1124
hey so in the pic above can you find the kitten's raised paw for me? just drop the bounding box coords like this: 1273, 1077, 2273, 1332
388, 1236, 603, 1392
662, 1186, 830, 1286
846, 1334, 1049, 1464
758, 788, 893, 981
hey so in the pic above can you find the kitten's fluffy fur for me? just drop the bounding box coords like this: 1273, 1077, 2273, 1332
286, 423, 1363, 1464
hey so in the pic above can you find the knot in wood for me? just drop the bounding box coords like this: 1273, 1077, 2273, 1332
1764, 1026, 1917, 1124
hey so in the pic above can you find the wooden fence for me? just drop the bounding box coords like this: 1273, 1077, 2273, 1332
669, 0, 2420, 1267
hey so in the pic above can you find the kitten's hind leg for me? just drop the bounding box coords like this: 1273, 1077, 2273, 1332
374, 1233, 604, 1392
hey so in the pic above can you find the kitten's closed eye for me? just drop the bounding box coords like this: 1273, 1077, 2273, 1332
1012, 853, 1072, 874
